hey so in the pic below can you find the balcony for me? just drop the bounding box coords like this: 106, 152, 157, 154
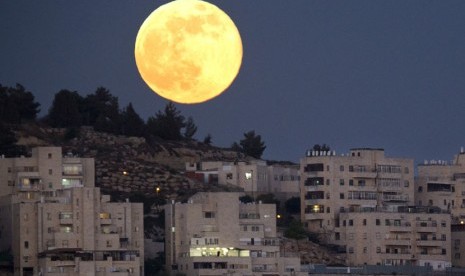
416, 239, 442, 247
383, 194, 409, 202
385, 238, 411, 246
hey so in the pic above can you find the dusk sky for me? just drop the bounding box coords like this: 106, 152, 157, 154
1, 0, 465, 165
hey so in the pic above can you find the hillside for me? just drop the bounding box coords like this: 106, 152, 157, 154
13, 123, 245, 199
10, 123, 346, 267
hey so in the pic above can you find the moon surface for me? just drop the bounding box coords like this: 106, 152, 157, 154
135, 0, 243, 104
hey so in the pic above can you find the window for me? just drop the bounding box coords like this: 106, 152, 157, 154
106, 240, 112, 248
349, 220, 353, 226
335, 233, 340, 240
441, 234, 446, 241
204, 212, 215, 218
418, 186, 423, 192
340, 165, 344, 171
304, 163, 324, 172
349, 179, 354, 186
62, 164, 82, 175
340, 193, 345, 199
376, 219, 380, 226
24, 241, 29, 249
442, 248, 447, 255
339, 179, 344, 186
363, 247, 367, 253
363, 219, 367, 226
48, 153, 52, 159
404, 181, 409, 187
326, 207, 330, 213
385, 219, 390, 226
48, 169, 53, 175
349, 166, 354, 172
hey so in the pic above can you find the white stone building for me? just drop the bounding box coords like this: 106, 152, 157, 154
0, 147, 144, 276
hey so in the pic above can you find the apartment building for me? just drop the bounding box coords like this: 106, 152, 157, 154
165, 192, 305, 276
415, 149, 465, 222
0, 147, 144, 276
185, 160, 300, 203
414, 148, 465, 268
340, 206, 451, 270
300, 148, 414, 244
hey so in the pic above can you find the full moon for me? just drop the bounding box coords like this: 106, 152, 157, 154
135, 0, 243, 104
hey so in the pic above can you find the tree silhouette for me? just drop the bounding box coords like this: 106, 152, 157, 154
47, 89, 83, 127
239, 130, 266, 159
82, 87, 120, 133
183, 116, 197, 140
120, 103, 145, 137
146, 102, 185, 140
0, 84, 40, 124
203, 134, 212, 145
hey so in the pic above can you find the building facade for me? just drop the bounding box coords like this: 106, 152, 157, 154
185, 160, 300, 203
415, 149, 465, 223
415, 149, 465, 268
300, 148, 414, 244
299, 148, 452, 269
0, 147, 144, 276
165, 192, 305, 276
340, 207, 451, 270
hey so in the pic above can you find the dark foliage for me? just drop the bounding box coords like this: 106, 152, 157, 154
120, 103, 145, 137
47, 89, 83, 127
146, 102, 185, 140
284, 197, 301, 214
0, 84, 40, 124
238, 130, 266, 159
203, 134, 212, 145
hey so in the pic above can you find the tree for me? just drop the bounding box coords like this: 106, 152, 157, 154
203, 134, 212, 145
120, 103, 145, 137
239, 130, 266, 159
146, 102, 185, 140
47, 89, 83, 127
183, 116, 197, 140
284, 197, 301, 214
284, 220, 308, 240
0, 122, 26, 157
81, 87, 120, 133
0, 84, 40, 124
313, 144, 331, 152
